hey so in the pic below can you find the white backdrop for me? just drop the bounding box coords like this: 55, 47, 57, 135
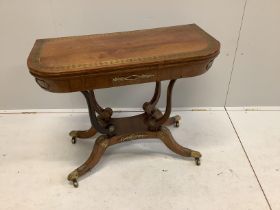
0, 0, 279, 109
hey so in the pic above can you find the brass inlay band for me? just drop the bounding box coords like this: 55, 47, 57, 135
28, 25, 220, 73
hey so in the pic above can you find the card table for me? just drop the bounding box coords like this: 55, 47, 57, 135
28, 24, 220, 187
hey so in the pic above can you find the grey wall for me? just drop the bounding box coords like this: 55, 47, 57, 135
0, 0, 279, 109
226, 0, 280, 106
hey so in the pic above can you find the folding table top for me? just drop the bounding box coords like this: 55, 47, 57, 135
28, 24, 219, 77
27, 24, 220, 92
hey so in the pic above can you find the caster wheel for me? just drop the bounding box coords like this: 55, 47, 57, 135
175, 121, 180, 128
73, 179, 79, 188
195, 158, 201, 166
71, 137, 77, 144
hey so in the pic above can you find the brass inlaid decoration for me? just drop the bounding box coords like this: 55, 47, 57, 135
112, 74, 154, 82
35, 78, 49, 89
119, 134, 148, 142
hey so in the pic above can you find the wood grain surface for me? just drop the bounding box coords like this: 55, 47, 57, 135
27, 24, 220, 92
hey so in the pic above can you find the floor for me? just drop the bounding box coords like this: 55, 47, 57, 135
0, 108, 279, 210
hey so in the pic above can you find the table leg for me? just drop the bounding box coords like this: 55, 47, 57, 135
158, 126, 201, 165
68, 135, 109, 188
69, 127, 97, 144
67, 80, 201, 187
67, 126, 201, 187
164, 115, 181, 127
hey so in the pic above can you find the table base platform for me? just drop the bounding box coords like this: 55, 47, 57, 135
67, 80, 201, 187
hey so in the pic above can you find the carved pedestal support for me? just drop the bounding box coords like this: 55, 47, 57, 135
68, 80, 201, 187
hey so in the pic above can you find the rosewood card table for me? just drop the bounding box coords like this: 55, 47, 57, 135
27, 24, 220, 187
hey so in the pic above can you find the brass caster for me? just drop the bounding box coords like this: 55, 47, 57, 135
175, 121, 180, 127
73, 179, 79, 188
68, 170, 79, 187
195, 157, 201, 166
71, 137, 77, 144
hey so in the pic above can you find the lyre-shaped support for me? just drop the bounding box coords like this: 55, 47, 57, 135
143, 81, 161, 115
82, 91, 115, 136
69, 90, 113, 143
147, 79, 177, 130
155, 79, 176, 125
68, 79, 201, 187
